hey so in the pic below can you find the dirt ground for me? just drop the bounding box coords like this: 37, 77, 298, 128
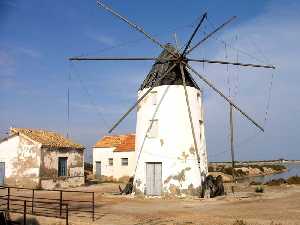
8, 182, 300, 225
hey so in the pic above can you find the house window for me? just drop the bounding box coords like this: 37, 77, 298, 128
58, 157, 68, 177
121, 158, 128, 166
148, 119, 158, 138
151, 91, 157, 105
108, 158, 113, 166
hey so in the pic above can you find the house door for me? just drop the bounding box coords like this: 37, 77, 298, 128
0, 162, 5, 185
95, 161, 101, 179
146, 162, 162, 196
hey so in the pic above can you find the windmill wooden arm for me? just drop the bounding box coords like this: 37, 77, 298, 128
181, 12, 207, 56
69, 57, 159, 61
183, 61, 265, 132
188, 58, 275, 69
186, 16, 237, 55
96, 0, 179, 59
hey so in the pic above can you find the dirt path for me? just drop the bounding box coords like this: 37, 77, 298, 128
8, 184, 300, 225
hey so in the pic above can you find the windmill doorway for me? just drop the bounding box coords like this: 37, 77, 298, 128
146, 162, 162, 196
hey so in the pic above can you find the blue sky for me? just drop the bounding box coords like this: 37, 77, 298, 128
1, 0, 300, 162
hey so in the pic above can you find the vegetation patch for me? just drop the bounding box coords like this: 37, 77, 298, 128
287, 175, 300, 184
233, 219, 247, 225
265, 178, 286, 186
255, 185, 264, 193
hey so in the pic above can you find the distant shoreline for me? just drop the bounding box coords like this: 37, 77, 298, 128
209, 160, 300, 165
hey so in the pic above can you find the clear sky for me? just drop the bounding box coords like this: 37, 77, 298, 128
1, 0, 299, 162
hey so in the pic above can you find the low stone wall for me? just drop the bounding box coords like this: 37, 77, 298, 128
41, 176, 84, 189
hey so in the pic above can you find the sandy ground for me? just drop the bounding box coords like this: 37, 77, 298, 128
6, 183, 300, 225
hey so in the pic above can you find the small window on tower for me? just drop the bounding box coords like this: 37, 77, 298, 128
199, 120, 204, 141
151, 91, 157, 106
148, 119, 158, 138
197, 93, 201, 103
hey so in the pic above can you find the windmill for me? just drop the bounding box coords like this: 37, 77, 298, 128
69, 1, 275, 196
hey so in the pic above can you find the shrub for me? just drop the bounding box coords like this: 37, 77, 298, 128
287, 175, 300, 184
255, 185, 264, 193
250, 181, 262, 185
265, 178, 286, 186
233, 219, 247, 225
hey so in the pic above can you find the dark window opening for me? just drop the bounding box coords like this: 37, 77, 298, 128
58, 157, 68, 177
121, 158, 128, 166
109, 158, 113, 166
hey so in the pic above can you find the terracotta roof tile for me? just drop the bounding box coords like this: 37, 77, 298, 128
11, 128, 84, 149
94, 134, 135, 152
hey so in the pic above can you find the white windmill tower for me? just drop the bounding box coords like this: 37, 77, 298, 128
134, 44, 208, 196
70, 1, 275, 196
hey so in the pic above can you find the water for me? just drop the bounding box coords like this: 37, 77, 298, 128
243, 162, 300, 183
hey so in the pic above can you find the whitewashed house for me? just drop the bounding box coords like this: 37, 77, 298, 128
93, 134, 135, 181
133, 44, 208, 196
0, 128, 85, 189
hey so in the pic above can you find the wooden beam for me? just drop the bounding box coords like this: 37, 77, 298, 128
96, 1, 179, 59
186, 16, 236, 55
188, 58, 275, 69
69, 57, 159, 61
184, 62, 264, 132
108, 63, 178, 133
182, 12, 207, 56
180, 63, 203, 189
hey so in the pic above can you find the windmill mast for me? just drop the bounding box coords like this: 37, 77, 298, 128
229, 104, 235, 192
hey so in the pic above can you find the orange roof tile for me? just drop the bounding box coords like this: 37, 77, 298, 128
11, 128, 84, 149
94, 134, 135, 152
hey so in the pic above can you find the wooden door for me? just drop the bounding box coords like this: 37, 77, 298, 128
146, 162, 162, 196
95, 161, 101, 179
0, 162, 5, 185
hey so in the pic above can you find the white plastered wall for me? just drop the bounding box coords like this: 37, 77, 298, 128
113, 151, 135, 179
134, 85, 208, 195
93, 147, 135, 180
0, 135, 41, 187
93, 147, 114, 177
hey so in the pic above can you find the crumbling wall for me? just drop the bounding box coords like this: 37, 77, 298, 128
0, 135, 41, 188
40, 147, 84, 189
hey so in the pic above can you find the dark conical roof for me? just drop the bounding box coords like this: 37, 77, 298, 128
139, 43, 199, 90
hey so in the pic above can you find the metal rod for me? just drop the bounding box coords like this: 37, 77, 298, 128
59, 191, 62, 217
229, 103, 235, 193
184, 62, 264, 132
186, 16, 237, 55
66, 204, 69, 225
108, 62, 178, 133
32, 189, 34, 214
188, 58, 275, 69
96, 1, 178, 59
24, 200, 27, 225
69, 57, 159, 61
92, 192, 95, 221
180, 64, 202, 185
7, 187, 10, 211
182, 12, 207, 56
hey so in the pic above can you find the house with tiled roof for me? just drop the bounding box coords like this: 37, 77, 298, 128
0, 128, 85, 189
93, 134, 135, 181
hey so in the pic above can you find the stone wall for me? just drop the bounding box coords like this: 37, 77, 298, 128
40, 147, 84, 189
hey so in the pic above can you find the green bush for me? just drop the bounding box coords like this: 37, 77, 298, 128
233, 219, 247, 225
255, 185, 264, 193
287, 175, 300, 184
